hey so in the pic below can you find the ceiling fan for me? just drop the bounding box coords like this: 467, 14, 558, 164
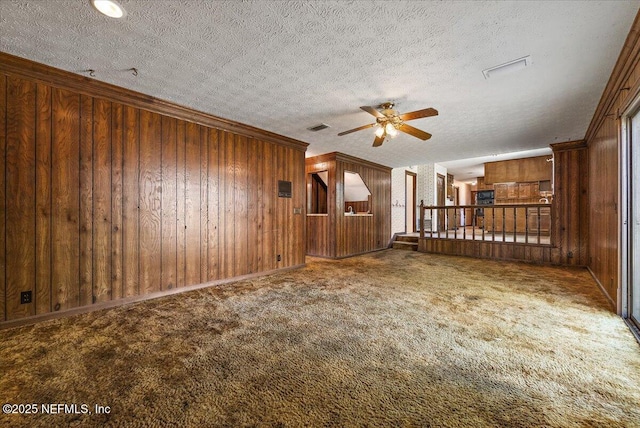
337, 102, 438, 147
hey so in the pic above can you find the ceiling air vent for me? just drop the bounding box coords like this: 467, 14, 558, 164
483, 56, 532, 79
307, 123, 330, 132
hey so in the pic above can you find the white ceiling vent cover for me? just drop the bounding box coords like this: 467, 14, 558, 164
483, 56, 532, 79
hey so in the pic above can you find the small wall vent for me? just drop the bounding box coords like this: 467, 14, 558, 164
307, 123, 330, 132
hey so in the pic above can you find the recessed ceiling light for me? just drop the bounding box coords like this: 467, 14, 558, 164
482, 56, 532, 79
91, 0, 126, 18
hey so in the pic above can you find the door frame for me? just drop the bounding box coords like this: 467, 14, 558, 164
620, 91, 640, 322
437, 173, 446, 231
405, 171, 417, 233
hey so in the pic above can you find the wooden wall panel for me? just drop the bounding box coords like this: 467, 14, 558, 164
122, 106, 139, 297
139, 110, 163, 294
247, 138, 261, 274
161, 116, 178, 290
583, 11, 640, 310
0, 74, 5, 321
111, 103, 124, 300
277, 145, 287, 267
79, 95, 93, 305
418, 238, 552, 264
206, 129, 220, 281
176, 120, 186, 288
222, 131, 235, 279
5, 77, 36, 319
262, 141, 276, 270
588, 119, 619, 302
51, 88, 80, 311
92, 98, 112, 303
35, 84, 52, 315
0, 58, 307, 324
234, 135, 248, 276
199, 128, 209, 283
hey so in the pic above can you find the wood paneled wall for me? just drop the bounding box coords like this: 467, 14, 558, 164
549, 141, 589, 266
306, 153, 391, 258
0, 54, 307, 323
583, 11, 640, 309
419, 239, 553, 264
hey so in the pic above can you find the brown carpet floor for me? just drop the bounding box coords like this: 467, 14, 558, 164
1, 250, 640, 427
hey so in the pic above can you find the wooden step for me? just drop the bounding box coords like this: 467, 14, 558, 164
392, 241, 419, 251
394, 235, 419, 243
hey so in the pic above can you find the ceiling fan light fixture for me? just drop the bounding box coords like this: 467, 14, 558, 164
91, 0, 126, 18
375, 126, 385, 138
385, 123, 398, 138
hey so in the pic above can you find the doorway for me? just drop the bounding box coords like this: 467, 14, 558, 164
405, 171, 417, 233
437, 173, 445, 231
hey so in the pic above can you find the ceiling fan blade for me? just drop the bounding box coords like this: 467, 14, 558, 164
397, 124, 432, 141
337, 123, 376, 136
398, 108, 438, 122
372, 134, 385, 147
360, 105, 385, 118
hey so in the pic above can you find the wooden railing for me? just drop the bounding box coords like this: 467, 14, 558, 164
419, 202, 553, 245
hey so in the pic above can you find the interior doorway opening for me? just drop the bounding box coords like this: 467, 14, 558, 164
405, 171, 417, 233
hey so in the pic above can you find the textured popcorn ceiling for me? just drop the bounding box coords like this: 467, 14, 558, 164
0, 1, 637, 174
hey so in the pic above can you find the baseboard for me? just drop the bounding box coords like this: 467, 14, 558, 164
586, 266, 617, 312
0, 264, 306, 331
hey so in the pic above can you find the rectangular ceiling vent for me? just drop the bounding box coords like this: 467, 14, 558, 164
307, 123, 330, 132
483, 55, 532, 79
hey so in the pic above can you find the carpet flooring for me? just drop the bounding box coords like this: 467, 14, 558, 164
1, 250, 640, 427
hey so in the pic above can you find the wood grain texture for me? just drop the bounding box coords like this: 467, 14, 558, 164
0, 75, 5, 321
207, 129, 220, 281
0, 63, 308, 324
234, 135, 248, 276
122, 106, 139, 297
583, 12, 640, 309
0, 52, 308, 154
92, 98, 112, 303
222, 131, 235, 278
247, 138, 260, 274
161, 116, 177, 290
176, 120, 186, 288
200, 127, 209, 282
79, 95, 94, 306
5, 77, 36, 319
550, 142, 589, 267
35, 84, 52, 315
262, 141, 276, 271
111, 103, 124, 300
184, 121, 201, 286
51, 88, 80, 311
418, 238, 552, 264
139, 110, 163, 294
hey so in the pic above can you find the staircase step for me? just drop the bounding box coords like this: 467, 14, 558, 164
394, 235, 420, 243
392, 241, 419, 251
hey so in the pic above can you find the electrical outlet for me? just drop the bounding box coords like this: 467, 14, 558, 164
20, 291, 32, 304
277, 254, 281, 262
